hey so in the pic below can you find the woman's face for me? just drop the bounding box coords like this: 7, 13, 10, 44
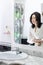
31, 14, 37, 25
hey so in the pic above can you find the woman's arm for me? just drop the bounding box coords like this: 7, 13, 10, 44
32, 39, 41, 46
33, 38, 43, 43
27, 31, 36, 44
32, 39, 41, 43
32, 39, 43, 46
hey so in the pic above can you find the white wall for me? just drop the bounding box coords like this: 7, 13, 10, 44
23, 0, 43, 38
0, 0, 14, 43
0, 0, 25, 43
41, 3, 43, 23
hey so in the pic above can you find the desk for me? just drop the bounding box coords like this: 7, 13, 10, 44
0, 54, 43, 65
11, 43, 43, 58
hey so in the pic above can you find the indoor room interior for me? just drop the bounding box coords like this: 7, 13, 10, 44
0, 0, 43, 65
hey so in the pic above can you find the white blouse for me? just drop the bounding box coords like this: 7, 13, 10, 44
27, 24, 43, 46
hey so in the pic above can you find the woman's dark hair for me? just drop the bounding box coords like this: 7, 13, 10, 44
30, 12, 42, 28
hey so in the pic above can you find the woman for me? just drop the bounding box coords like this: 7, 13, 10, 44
27, 12, 43, 46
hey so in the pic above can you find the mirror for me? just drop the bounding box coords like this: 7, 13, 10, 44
14, 0, 43, 47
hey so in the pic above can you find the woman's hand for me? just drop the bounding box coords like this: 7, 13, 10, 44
32, 38, 41, 46
32, 38, 41, 43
